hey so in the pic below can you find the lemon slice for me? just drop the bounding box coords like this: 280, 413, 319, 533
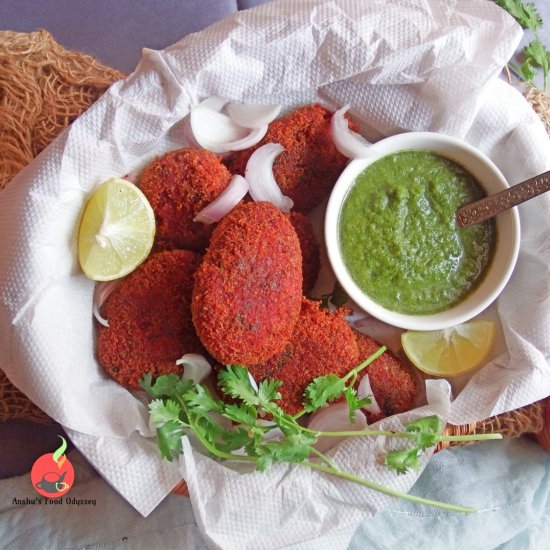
78, 177, 155, 281
401, 320, 496, 377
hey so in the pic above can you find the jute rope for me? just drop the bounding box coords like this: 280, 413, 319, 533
0, 32, 547, 457
0, 30, 125, 190
0, 30, 125, 422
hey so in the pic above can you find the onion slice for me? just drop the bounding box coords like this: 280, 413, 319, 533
200, 96, 230, 111
307, 402, 368, 453
194, 175, 249, 224
176, 353, 212, 383
357, 374, 382, 416
331, 105, 372, 159
188, 97, 281, 153
245, 143, 294, 211
93, 280, 122, 327
226, 102, 281, 129
221, 125, 268, 151
248, 372, 259, 393
190, 106, 249, 153
182, 115, 201, 148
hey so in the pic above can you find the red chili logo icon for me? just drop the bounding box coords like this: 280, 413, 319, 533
31, 436, 74, 498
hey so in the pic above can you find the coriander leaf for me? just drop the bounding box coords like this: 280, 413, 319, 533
183, 384, 223, 414
218, 365, 259, 406
262, 401, 290, 425
303, 374, 346, 412
343, 387, 372, 423
192, 412, 225, 446
140, 372, 155, 395
149, 398, 182, 426
257, 378, 282, 406
222, 403, 257, 426
516, 57, 537, 82
385, 447, 420, 475
255, 448, 275, 472
525, 38, 550, 74
156, 420, 184, 460
406, 415, 442, 450
218, 427, 252, 452
140, 373, 194, 398
494, 0, 542, 32
406, 415, 442, 435
257, 432, 317, 468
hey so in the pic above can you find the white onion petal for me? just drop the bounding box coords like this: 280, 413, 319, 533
200, 96, 230, 111
194, 175, 249, 224
245, 143, 294, 211
190, 106, 249, 153
307, 402, 368, 453
226, 102, 281, 129
176, 353, 212, 383
182, 115, 201, 148
331, 104, 372, 159
248, 372, 259, 393
357, 374, 382, 416
222, 125, 269, 151
93, 280, 123, 327
188, 97, 278, 153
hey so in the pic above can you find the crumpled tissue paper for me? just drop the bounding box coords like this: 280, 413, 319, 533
1, 0, 550, 547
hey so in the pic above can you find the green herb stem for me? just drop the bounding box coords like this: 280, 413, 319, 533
309, 429, 417, 438
292, 346, 387, 422
175, 394, 257, 463
190, 423, 257, 462
308, 429, 503, 444
310, 447, 338, 470
302, 460, 476, 513
342, 346, 387, 383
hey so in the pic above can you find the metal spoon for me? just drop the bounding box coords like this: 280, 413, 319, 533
457, 170, 550, 228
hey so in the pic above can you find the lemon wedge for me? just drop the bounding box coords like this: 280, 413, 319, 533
78, 177, 155, 281
401, 320, 496, 377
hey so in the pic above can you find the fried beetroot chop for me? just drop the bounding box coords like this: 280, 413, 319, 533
97, 249, 203, 389
192, 201, 303, 365
140, 147, 232, 252
226, 104, 351, 213
354, 332, 417, 422
246, 299, 359, 416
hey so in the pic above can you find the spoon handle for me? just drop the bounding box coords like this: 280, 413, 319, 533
457, 170, 550, 228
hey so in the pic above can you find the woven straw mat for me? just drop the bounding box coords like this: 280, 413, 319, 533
0, 31, 547, 449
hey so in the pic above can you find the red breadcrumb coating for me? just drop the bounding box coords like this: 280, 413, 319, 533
248, 299, 359, 416
287, 212, 320, 296
192, 201, 303, 365
225, 104, 351, 212
97, 250, 203, 390
140, 147, 232, 252
354, 332, 417, 422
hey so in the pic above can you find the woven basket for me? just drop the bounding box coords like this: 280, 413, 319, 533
0, 31, 548, 462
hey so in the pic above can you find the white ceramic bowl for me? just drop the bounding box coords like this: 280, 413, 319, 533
325, 132, 520, 330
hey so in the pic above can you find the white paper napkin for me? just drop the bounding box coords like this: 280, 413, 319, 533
1, 0, 549, 543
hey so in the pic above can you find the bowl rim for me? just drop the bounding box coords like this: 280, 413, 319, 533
324, 131, 521, 331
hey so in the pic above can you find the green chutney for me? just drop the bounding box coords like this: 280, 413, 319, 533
339, 150, 496, 315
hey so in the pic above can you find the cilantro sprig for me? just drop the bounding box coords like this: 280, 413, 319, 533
494, 0, 550, 90
141, 352, 502, 513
